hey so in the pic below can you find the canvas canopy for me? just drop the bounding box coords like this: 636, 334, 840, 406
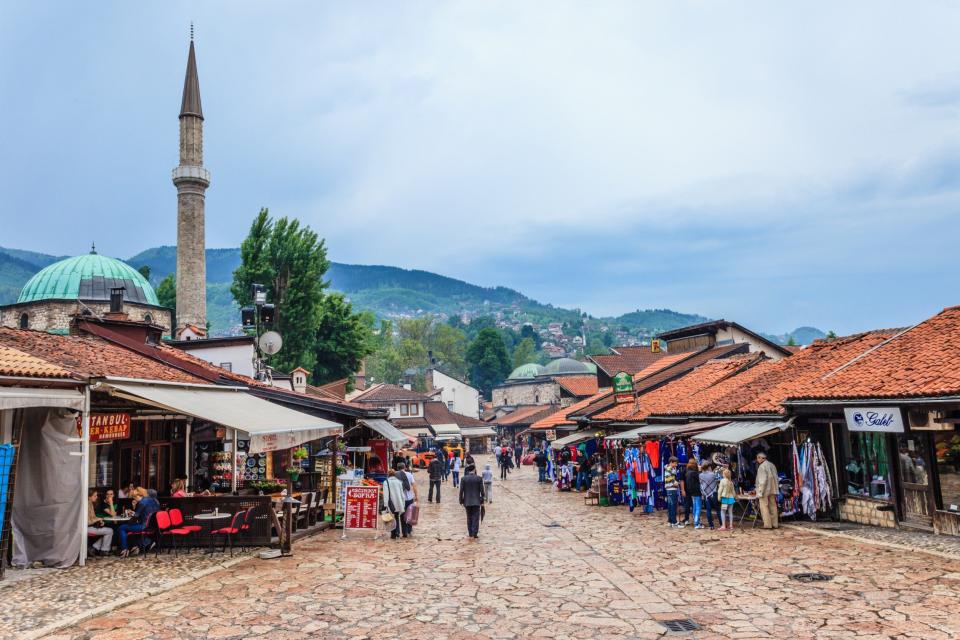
360, 418, 413, 446
460, 426, 496, 438
432, 423, 462, 441
550, 430, 596, 450
692, 421, 790, 446
0, 387, 84, 411
105, 381, 341, 453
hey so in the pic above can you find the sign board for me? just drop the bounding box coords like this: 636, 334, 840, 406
545, 429, 557, 442
343, 485, 380, 531
844, 407, 904, 433
651, 339, 663, 353
612, 372, 634, 394
76, 413, 130, 442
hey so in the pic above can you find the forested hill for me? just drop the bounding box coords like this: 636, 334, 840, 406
0, 245, 819, 344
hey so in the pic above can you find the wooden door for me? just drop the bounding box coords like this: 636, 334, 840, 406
897, 434, 934, 529
148, 444, 172, 493
119, 445, 145, 488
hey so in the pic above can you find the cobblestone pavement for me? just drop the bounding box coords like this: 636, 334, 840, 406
30, 459, 960, 639
787, 520, 960, 560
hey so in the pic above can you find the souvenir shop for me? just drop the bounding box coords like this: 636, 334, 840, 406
549, 431, 599, 490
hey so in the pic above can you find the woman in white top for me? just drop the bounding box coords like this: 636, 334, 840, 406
382, 473, 406, 540
452, 456, 462, 487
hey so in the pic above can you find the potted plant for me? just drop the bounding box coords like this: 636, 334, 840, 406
285, 465, 301, 482
292, 446, 309, 461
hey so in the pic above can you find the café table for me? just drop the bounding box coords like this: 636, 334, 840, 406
101, 516, 131, 523
193, 512, 232, 554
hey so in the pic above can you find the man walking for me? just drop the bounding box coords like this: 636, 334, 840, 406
755, 452, 780, 529
452, 454, 462, 487
535, 449, 548, 483
499, 448, 511, 480
514, 441, 523, 468
459, 464, 485, 538
428, 454, 444, 503
663, 456, 681, 528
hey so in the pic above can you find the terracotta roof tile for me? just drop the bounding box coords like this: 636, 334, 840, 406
556, 375, 599, 397
0, 344, 74, 379
785, 308, 960, 401
589, 349, 666, 376
496, 404, 559, 426
423, 401, 488, 428
529, 390, 612, 430
352, 383, 432, 403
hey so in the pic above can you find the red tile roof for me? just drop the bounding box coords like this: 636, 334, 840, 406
423, 401, 489, 428
352, 383, 432, 403
0, 328, 207, 384
785, 308, 960, 401
0, 344, 74, 379
590, 349, 667, 377
556, 375, 599, 397
529, 390, 612, 430
496, 404, 559, 426
594, 354, 763, 422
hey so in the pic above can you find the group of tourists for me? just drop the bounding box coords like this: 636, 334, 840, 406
86, 485, 161, 557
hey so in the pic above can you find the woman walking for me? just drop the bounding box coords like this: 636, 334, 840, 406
684, 459, 703, 529
382, 471, 407, 539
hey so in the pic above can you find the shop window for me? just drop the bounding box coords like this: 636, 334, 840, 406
95, 444, 114, 487
18, 313, 28, 329
934, 428, 960, 512
843, 431, 892, 500
400, 403, 409, 416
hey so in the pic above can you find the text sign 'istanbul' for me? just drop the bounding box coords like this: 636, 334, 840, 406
844, 407, 904, 433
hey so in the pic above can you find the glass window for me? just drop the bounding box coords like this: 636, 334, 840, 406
95, 444, 114, 487
843, 431, 892, 500
934, 428, 960, 512
896, 435, 929, 486
400, 403, 409, 416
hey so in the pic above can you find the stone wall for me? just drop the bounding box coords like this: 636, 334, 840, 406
0, 301, 172, 337
492, 381, 560, 407
838, 496, 897, 528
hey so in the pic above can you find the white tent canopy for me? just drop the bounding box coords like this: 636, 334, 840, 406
692, 421, 789, 446
360, 418, 413, 447
0, 387, 84, 411
432, 423, 462, 442
104, 380, 341, 453
550, 430, 596, 450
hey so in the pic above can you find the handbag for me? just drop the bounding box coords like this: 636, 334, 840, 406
381, 512, 395, 524
721, 496, 736, 505
404, 503, 420, 525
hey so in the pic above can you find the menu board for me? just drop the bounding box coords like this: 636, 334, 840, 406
344, 486, 380, 531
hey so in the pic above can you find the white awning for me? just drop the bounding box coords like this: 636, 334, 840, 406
400, 426, 434, 438
605, 425, 650, 441
432, 423, 461, 441
693, 421, 790, 446
360, 419, 413, 447
460, 426, 496, 438
550, 430, 596, 450
105, 381, 341, 454
0, 387, 84, 411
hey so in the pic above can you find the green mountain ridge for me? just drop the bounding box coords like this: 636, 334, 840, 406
0, 245, 821, 344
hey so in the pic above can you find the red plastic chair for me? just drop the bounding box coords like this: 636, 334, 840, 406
238, 507, 257, 551
156, 510, 190, 558
169, 508, 199, 552
211, 509, 246, 557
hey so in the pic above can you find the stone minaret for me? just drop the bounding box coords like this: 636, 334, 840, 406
172, 35, 209, 338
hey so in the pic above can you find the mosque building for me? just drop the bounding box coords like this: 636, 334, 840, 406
0, 36, 208, 340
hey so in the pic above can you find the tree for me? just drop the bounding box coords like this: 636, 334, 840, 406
520, 324, 541, 350
786, 335, 797, 347
231, 208, 330, 372
825, 330, 838, 341
428, 323, 468, 377
312, 293, 374, 386
466, 328, 512, 397
512, 337, 537, 369
137, 264, 151, 281
156, 274, 176, 311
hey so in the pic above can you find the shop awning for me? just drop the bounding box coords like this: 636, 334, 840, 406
550, 430, 596, 450
0, 387, 85, 411
605, 425, 650, 441
460, 426, 496, 438
432, 423, 462, 442
400, 426, 434, 438
360, 418, 413, 446
105, 381, 341, 453
693, 421, 790, 446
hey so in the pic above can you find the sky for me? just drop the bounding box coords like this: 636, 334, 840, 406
2, 2, 960, 335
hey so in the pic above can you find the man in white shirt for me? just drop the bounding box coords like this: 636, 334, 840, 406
452, 455, 462, 487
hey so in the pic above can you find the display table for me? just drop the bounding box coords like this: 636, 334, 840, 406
193, 512, 232, 553
735, 493, 760, 528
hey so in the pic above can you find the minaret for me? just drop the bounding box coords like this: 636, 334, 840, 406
172, 31, 209, 338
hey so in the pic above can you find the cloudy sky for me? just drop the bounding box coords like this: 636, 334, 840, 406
2, 2, 959, 334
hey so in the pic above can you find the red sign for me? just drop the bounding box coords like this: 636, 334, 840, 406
344, 486, 380, 530
76, 413, 131, 442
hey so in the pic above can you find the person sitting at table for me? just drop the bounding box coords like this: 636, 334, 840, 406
87, 489, 114, 556
170, 478, 187, 497
118, 482, 135, 499
96, 488, 119, 518
117, 487, 159, 557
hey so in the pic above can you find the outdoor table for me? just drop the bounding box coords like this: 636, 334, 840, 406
101, 516, 131, 523
193, 512, 232, 554
734, 494, 760, 529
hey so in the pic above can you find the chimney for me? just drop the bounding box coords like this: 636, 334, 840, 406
291, 368, 309, 394
105, 287, 130, 320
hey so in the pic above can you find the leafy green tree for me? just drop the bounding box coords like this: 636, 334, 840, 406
520, 324, 541, 350
825, 330, 838, 341
312, 293, 373, 386
137, 264, 151, 281
466, 328, 512, 397
512, 337, 537, 369
786, 335, 797, 347
156, 274, 176, 311
231, 208, 330, 372
366, 319, 404, 384
427, 323, 468, 377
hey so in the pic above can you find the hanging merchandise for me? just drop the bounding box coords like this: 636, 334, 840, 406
691, 442, 702, 464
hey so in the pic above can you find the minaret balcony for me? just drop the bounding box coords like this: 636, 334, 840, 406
171, 165, 211, 186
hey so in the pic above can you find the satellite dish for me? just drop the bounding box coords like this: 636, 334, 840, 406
259, 331, 283, 355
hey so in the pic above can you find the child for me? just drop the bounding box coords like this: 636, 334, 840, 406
718, 468, 736, 531
482, 463, 494, 503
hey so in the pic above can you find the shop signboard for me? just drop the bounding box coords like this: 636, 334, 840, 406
343, 485, 380, 532
75, 413, 131, 442
545, 429, 557, 442
613, 371, 634, 403
844, 407, 904, 433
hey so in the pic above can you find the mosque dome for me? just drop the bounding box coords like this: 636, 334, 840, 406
507, 362, 545, 380
542, 357, 592, 375
17, 251, 160, 306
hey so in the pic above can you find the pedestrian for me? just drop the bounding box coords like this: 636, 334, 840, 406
577, 454, 593, 492
452, 454, 462, 487
514, 441, 523, 466
718, 467, 736, 531
699, 461, 720, 530
427, 453, 444, 503
500, 448, 511, 480
684, 459, 703, 529
381, 471, 406, 539
755, 452, 780, 529
535, 449, 548, 483
397, 463, 418, 537
443, 447, 451, 481
482, 463, 494, 503
465, 453, 475, 468
459, 464, 485, 538
663, 456, 681, 528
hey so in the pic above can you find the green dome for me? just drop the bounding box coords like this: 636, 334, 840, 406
508, 363, 544, 380
543, 358, 592, 375
18, 252, 159, 306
